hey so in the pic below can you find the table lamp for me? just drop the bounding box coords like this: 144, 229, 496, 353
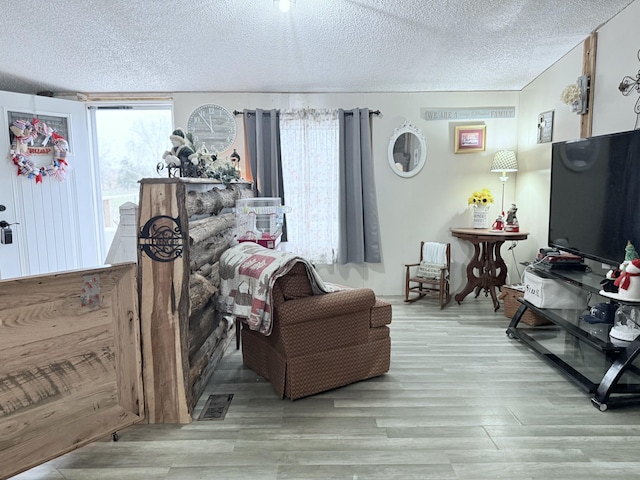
490, 150, 518, 213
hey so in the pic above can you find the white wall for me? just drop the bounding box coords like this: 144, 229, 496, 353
516, 0, 640, 276
173, 91, 519, 295
516, 43, 583, 271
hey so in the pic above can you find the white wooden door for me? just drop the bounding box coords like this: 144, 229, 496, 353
0, 91, 100, 279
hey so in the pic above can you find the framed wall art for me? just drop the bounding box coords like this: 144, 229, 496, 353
537, 110, 554, 143
454, 125, 486, 153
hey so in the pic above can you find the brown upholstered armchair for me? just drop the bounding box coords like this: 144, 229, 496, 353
240, 262, 392, 400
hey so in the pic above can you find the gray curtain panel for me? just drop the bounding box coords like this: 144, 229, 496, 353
337, 108, 382, 264
243, 109, 287, 240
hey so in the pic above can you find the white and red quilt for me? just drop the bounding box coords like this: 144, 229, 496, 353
217, 242, 330, 335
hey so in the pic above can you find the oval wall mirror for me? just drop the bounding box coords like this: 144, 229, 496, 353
388, 121, 427, 178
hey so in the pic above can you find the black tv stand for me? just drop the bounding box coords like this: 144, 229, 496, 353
506, 265, 640, 411
536, 261, 588, 272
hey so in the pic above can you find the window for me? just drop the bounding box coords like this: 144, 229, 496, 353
280, 109, 339, 264
89, 105, 173, 259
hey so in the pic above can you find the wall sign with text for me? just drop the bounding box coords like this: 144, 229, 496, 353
421, 107, 515, 121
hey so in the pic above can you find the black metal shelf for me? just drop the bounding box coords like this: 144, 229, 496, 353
506, 285, 640, 411
516, 298, 623, 353
531, 264, 605, 294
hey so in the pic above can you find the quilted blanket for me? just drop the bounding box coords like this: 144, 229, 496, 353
217, 242, 330, 335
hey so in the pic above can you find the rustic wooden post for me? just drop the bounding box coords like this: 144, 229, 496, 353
580, 32, 597, 138
137, 178, 253, 423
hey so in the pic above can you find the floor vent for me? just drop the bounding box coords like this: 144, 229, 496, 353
197, 394, 234, 421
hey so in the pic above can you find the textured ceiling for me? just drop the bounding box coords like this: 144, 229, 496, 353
0, 0, 635, 95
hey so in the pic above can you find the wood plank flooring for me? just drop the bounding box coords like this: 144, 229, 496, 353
12, 296, 640, 480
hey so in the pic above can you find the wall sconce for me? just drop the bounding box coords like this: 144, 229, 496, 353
560, 75, 590, 115
274, 0, 294, 12
490, 150, 518, 214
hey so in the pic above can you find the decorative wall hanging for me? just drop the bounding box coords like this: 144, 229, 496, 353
560, 76, 589, 115
618, 49, 640, 130
537, 110, 554, 143
421, 107, 515, 121
138, 215, 184, 262
7, 112, 70, 183
454, 125, 486, 153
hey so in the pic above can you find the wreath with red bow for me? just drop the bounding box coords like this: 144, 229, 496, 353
9, 118, 69, 183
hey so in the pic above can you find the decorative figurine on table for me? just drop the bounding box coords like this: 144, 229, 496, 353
603, 240, 639, 293
161, 128, 199, 177
491, 212, 505, 231
504, 204, 519, 232
600, 258, 640, 303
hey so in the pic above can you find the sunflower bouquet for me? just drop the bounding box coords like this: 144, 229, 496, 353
467, 188, 494, 208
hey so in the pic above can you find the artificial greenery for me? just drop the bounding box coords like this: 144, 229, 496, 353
208, 163, 240, 186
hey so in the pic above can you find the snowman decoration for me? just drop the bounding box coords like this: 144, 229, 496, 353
600, 257, 640, 302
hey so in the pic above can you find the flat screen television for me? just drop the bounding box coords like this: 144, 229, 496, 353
549, 128, 640, 267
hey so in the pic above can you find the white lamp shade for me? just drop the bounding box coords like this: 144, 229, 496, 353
491, 150, 518, 172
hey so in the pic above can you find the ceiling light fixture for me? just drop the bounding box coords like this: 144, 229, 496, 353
275, 0, 294, 12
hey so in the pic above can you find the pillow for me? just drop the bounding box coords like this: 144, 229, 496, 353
417, 261, 444, 279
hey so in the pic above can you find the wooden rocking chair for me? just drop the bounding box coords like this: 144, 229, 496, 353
404, 241, 451, 308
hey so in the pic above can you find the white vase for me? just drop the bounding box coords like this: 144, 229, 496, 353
473, 207, 490, 229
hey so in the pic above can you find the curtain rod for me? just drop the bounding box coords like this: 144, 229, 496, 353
233, 109, 381, 116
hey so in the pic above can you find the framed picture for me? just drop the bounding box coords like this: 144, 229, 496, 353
454, 125, 486, 153
537, 110, 554, 143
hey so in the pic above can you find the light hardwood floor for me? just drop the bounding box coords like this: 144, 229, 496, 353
12, 296, 640, 480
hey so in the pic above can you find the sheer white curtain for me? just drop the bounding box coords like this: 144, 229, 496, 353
280, 109, 339, 264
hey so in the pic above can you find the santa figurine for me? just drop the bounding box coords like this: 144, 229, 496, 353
504, 204, 520, 232
162, 128, 199, 177
491, 212, 505, 231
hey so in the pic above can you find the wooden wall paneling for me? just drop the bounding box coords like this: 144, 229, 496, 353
0, 263, 143, 479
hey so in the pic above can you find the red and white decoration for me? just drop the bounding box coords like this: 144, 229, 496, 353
8, 117, 70, 183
